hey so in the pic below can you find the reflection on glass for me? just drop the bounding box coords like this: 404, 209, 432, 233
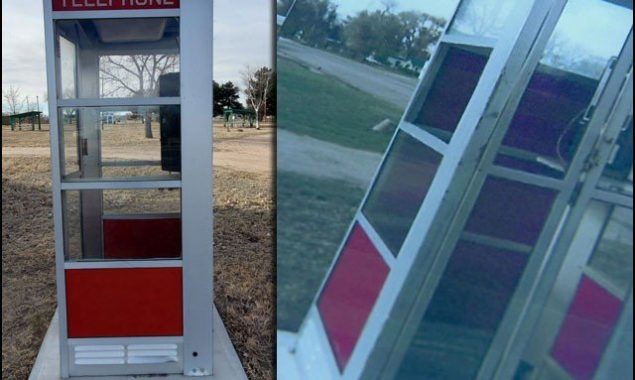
363, 131, 442, 255
514, 201, 632, 380
540, 0, 632, 79
59, 36, 77, 99
588, 205, 633, 294
463, 177, 557, 247
409, 45, 490, 141
449, 0, 516, 38
55, 18, 180, 99
59, 106, 181, 180
494, 0, 632, 178
395, 176, 556, 378
64, 189, 181, 261
396, 240, 528, 379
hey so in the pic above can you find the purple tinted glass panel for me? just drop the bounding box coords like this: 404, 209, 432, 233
495, 66, 598, 177
410, 46, 489, 141
318, 224, 390, 371
396, 240, 529, 379
464, 177, 557, 246
362, 131, 442, 255
426, 240, 528, 330
551, 275, 623, 380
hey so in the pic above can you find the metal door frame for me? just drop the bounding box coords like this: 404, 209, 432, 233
291, 1, 566, 379
43, 1, 213, 377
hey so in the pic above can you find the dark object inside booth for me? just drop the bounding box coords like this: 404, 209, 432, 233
159, 72, 181, 172
409, 45, 632, 179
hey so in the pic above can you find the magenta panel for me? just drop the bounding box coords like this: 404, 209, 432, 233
318, 223, 390, 371
551, 275, 623, 380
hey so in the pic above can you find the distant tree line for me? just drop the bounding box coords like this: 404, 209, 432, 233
278, 0, 446, 73
214, 80, 243, 116
214, 66, 276, 126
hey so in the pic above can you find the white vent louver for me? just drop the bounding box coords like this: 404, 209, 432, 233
73, 343, 178, 365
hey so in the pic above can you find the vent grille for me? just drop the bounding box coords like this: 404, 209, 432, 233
73, 343, 178, 365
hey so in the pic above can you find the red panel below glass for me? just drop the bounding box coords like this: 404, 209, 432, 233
318, 223, 390, 371
103, 217, 181, 259
65, 267, 183, 338
551, 275, 623, 380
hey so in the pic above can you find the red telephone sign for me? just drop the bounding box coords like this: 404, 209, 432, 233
52, 0, 180, 11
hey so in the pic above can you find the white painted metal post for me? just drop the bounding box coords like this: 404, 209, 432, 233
42, 0, 71, 376
180, 0, 214, 376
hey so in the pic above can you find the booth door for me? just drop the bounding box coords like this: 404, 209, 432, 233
52, 14, 187, 377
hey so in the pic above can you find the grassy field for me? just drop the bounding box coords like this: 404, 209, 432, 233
276, 56, 398, 330
277, 57, 402, 153
276, 171, 365, 331
1, 126, 273, 380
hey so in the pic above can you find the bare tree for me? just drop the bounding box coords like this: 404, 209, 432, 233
241, 66, 273, 130
3, 85, 23, 115
100, 54, 179, 137
3, 85, 24, 130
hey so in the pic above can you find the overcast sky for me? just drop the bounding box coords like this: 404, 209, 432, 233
1, 0, 273, 113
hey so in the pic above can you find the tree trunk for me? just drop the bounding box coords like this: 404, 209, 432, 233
144, 111, 153, 138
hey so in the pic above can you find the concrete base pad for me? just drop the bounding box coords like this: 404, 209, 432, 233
276, 330, 300, 380
29, 307, 247, 380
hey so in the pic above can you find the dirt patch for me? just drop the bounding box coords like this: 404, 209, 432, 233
2, 123, 273, 175
2, 125, 274, 379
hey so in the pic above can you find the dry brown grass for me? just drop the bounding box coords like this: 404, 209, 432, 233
1, 125, 274, 379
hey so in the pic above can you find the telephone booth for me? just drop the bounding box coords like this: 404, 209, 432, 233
279, 0, 633, 379
43, 1, 214, 377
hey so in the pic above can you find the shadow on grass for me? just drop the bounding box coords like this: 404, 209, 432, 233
276, 171, 365, 331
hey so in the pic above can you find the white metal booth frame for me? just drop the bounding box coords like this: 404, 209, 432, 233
43, 1, 214, 377
283, 0, 633, 379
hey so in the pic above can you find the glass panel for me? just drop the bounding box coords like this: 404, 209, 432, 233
396, 240, 529, 379
408, 45, 490, 142
59, 106, 181, 180
588, 205, 633, 294
363, 131, 443, 255
55, 18, 180, 99
549, 275, 624, 380
318, 223, 390, 371
463, 177, 557, 246
63, 188, 181, 261
448, 0, 516, 39
598, 120, 633, 195
59, 35, 77, 99
395, 176, 557, 378
277, 0, 458, 331
494, 0, 632, 178
513, 201, 633, 380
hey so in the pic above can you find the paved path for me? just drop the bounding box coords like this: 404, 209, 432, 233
277, 129, 382, 188
278, 38, 417, 108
